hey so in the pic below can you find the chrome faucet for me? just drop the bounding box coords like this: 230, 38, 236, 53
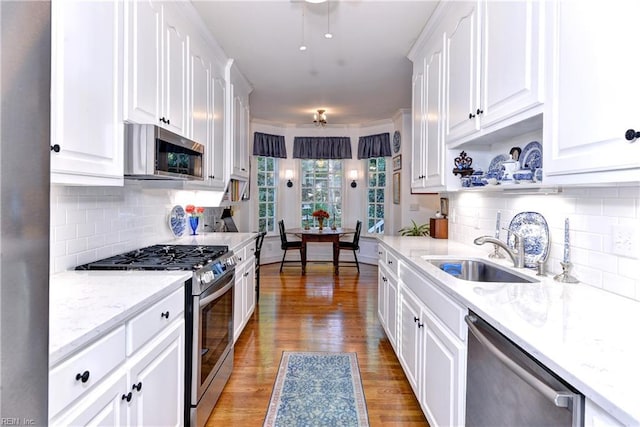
474, 228, 525, 268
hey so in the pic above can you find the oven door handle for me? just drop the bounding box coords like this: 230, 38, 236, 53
465, 314, 578, 410
199, 277, 234, 308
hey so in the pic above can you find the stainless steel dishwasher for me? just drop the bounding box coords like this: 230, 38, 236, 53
465, 312, 584, 427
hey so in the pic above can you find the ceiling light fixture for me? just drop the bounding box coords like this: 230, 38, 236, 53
305, 0, 327, 3
313, 109, 327, 127
299, 4, 307, 51
324, 0, 333, 39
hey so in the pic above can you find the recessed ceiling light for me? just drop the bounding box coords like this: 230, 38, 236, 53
299, 45, 307, 51
305, 0, 327, 3
324, 32, 333, 39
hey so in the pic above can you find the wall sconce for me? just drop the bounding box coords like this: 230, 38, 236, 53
285, 169, 294, 188
349, 170, 358, 188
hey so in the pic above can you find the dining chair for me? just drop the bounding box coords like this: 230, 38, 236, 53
254, 231, 266, 303
278, 220, 302, 272
339, 220, 362, 272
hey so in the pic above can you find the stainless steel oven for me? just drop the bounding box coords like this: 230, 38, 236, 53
189, 266, 235, 427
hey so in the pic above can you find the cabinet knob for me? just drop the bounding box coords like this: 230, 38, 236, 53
388, 260, 393, 264
132, 382, 142, 392
75, 370, 90, 383
121, 392, 132, 402
476, 108, 484, 115
382, 276, 387, 282
159, 117, 165, 123
625, 129, 640, 141
209, 175, 215, 179
413, 316, 420, 323
160, 311, 170, 319
468, 113, 476, 119
167, 119, 170, 125
418, 322, 424, 328
50, 144, 61, 153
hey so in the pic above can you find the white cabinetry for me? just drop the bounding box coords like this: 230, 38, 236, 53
410, 25, 446, 192
233, 239, 257, 342
380, 255, 466, 427
51, 0, 124, 186
227, 61, 252, 180
377, 246, 398, 349
444, 0, 544, 147
544, 1, 640, 184
397, 274, 466, 427
49, 288, 185, 426
124, 0, 187, 136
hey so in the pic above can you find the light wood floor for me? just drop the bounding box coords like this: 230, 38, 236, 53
206, 262, 429, 426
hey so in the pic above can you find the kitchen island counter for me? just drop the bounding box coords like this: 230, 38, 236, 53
378, 236, 640, 425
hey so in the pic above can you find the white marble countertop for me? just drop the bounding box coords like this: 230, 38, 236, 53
164, 232, 258, 252
49, 270, 190, 366
378, 236, 640, 425
49, 233, 256, 367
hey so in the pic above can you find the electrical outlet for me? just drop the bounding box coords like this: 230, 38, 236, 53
611, 225, 638, 258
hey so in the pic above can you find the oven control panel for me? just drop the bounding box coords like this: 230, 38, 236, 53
193, 251, 236, 293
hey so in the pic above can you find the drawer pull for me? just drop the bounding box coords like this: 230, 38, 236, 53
75, 370, 90, 383
122, 392, 132, 402
132, 382, 142, 392
625, 128, 640, 141
161, 311, 170, 319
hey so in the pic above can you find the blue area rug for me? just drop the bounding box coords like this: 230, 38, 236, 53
264, 352, 369, 427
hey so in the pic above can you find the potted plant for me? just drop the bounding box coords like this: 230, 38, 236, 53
399, 220, 430, 236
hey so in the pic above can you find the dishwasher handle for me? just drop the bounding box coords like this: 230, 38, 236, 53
465, 314, 578, 410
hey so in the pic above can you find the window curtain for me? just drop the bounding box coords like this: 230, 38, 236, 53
253, 132, 287, 158
292, 136, 352, 159
357, 132, 391, 159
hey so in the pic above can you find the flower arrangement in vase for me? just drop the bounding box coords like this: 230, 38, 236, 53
185, 204, 205, 235
311, 209, 330, 230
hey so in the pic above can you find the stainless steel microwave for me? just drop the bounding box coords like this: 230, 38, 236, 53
124, 124, 204, 180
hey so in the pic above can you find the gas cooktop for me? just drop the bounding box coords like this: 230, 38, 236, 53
76, 244, 229, 271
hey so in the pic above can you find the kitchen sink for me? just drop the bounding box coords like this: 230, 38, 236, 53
425, 258, 538, 283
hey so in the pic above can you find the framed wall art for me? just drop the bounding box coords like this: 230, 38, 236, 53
392, 155, 402, 171
393, 172, 400, 204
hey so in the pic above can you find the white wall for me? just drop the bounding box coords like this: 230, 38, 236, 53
447, 187, 640, 301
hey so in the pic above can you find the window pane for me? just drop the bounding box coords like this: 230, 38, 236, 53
366, 158, 386, 234
300, 159, 343, 227
256, 156, 277, 233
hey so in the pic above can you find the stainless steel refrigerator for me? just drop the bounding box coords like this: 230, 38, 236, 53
1, 1, 50, 424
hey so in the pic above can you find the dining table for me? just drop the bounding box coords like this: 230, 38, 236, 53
286, 227, 355, 275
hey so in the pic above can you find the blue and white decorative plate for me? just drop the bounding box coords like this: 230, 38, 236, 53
507, 211, 550, 268
487, 154, 509, 177
520, 141, 542, 171
169, 205, 186, 237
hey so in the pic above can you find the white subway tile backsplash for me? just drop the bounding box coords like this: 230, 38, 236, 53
50, 183, 176, 273
448, 185, 640, 301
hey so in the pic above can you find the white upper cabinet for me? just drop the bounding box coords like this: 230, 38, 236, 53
189, 37, 211, 148
544, 1, 640, 184
210, 77, 227, 189
123, 0, 160, 126
411, 31, 447, 193
51, 0, 124, 186
124, 0, 187, 136
161, 7, 187, 136
227, 61, 252, 180
444, 0, 544, 147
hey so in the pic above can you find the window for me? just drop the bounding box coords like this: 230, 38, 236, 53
367, 157, 386, 233
256, 156, 277, 233
300, 159, 342, 228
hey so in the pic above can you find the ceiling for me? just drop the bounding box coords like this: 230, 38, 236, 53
192, 0, 438, 126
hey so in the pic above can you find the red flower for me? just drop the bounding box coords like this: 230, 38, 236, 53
312, 209, 330, 219
185, 204, 204, 217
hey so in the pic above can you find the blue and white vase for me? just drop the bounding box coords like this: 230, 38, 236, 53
189, 216, 199, 235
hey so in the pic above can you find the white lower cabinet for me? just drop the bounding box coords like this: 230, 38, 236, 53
233, 240, 257, 342
49, 288, 185, 426
398, 283, 466, 427
378, 250, 467, 427
377, 265, 398, 350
